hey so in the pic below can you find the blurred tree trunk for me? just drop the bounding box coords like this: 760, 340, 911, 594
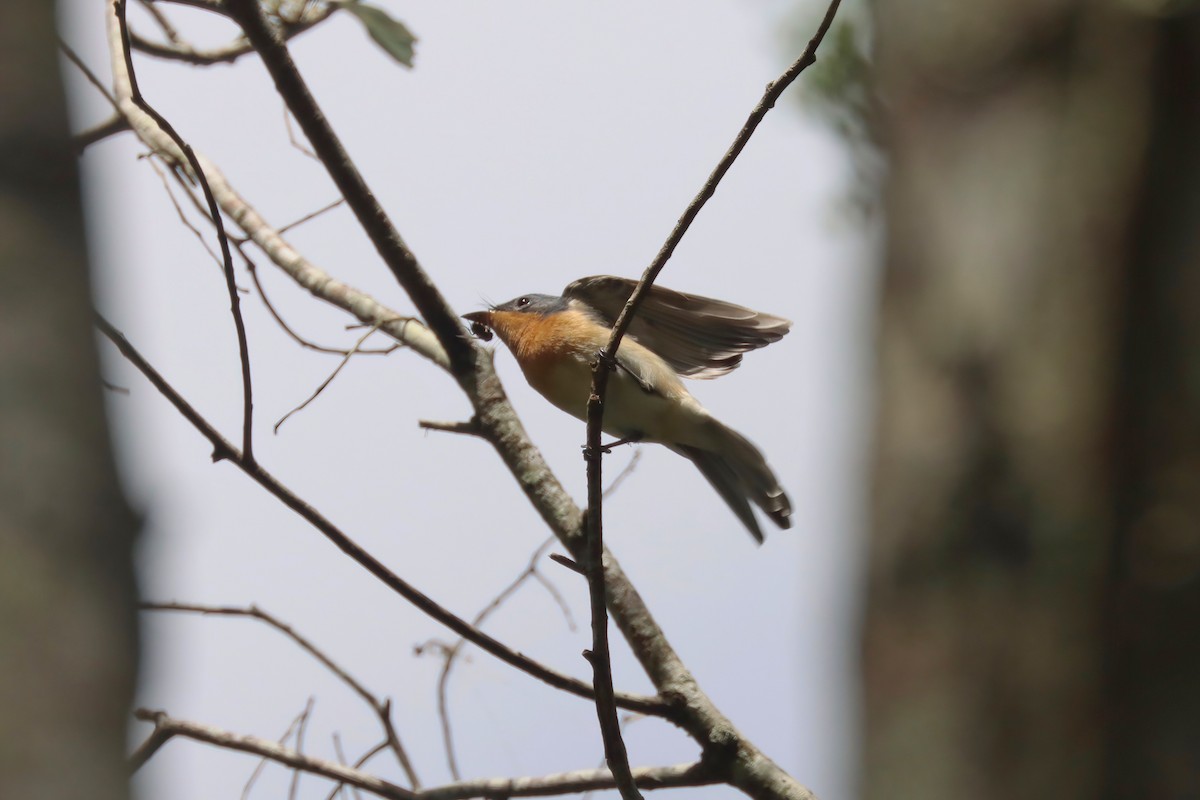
0, 2, 139, 799
865, 2, 1200, 799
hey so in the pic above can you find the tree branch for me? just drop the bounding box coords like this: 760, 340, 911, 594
97, 313, 667, 719
115, 0, 256, 461
225, 0, 477, 379
134, 709, 416, 799
127, 4, 336, 66
427, 537, 574, 780
104, 3, 450, 369
102, 0, 839, 795
134, 709, 715, 800
580, 2, 843, 797
142, 601, 422, 788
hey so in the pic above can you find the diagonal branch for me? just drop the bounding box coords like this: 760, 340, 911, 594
97, 313, 667, 719
225, 0, 477, 379
142, 601, 422, 788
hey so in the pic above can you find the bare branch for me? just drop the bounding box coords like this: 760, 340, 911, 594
274, 322, 387, 433
431, 537, 569, 779
128, 5, 336, 66
225, 0, 477, 379
578, 1, 844, 796
241, 247, 399, 357
277, 197, 344, 235
144, 155, 225, 270
128, 726, 173, 772
104, 3, 450, 369
116, 0, 256, 462
549, 553, 585, 576
417, 761, 717, 800
60, 38, 129, 150
329, 734, 380, 800
289, 697, 316, 800
241, 705, 311, 800
135, 709, 714, 800
75, 113, 131, 151
602, 449, 643, 501
417, 419, 483, 438
102, 0, 838, 795
134, 709, 417, 800
59, 37, 119, 108
142, 600, 423, 788
98, 314, 667, 719
137, 0, 182, 44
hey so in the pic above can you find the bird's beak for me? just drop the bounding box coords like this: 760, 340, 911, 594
463, 310, 495, 341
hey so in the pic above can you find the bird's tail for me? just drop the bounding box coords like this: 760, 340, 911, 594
668, 421, 791, 543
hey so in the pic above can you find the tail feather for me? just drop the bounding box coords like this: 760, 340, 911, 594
671, 444, 765, 543
670, 420, 791, 541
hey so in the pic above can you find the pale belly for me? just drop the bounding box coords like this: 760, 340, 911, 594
522, 354, 716, 447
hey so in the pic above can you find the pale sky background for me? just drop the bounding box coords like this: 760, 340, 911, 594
61, 2, 875, 799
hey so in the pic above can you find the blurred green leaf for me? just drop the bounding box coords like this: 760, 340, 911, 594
333, 1, 417, 67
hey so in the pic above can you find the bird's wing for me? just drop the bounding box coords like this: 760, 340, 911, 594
563, 275, 791, 379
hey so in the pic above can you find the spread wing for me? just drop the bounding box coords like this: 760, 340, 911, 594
563, 275, 791, 379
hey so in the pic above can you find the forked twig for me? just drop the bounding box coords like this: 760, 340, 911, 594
142, 601, 422, 788
273, 321, 388, 433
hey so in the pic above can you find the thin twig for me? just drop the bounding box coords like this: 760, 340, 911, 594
330, 734, 375, 800
59, 38, 119, 108
241, 706, 309, 800
128, 726, 173, 772
137, 0, 182, 43
288, 697, 316, 800
430, 537, 571, 779
277, 197, 344, 235
579, 3, 844, 796
75, 113, 131, 151
549, 553, 585, 576
602, 449, 642, 501
127, 4, 337, 65
116, 0, 256, 462
61, 38, 131, 151
274, 322, 385, 433
283, 106, 319, 160
145, 155, 224, 270
328, 736, 382, 800
142, 600, 423, 788
417, 419, 483, 438
102, 377, 131, 395
241, 246, 399, 357
98, 315, 667, 718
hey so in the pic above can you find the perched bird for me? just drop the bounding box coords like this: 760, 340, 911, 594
464, 275, 792, 542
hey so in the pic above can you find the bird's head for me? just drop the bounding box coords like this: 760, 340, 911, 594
464, 293, 569, 343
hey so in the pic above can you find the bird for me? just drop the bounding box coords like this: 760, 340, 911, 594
463, 275, 793, 543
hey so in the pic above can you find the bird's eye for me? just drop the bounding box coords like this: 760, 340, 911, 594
516, 297, 530, 308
